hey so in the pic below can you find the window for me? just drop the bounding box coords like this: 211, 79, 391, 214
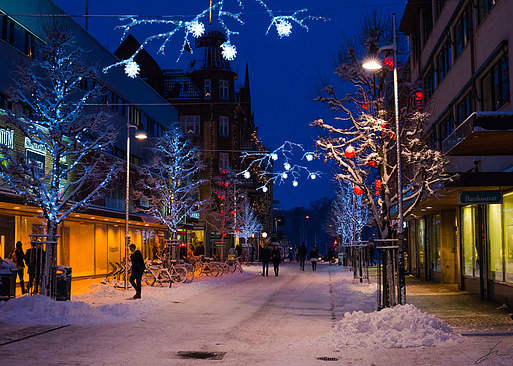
0, 13, 37, 57
434, 0, 446, 19
480, 53, 510, 111
219, 116, 229, 137
436, 39, 452, 83
454, 6, 470, 60
439, 111, 455, 142
462, 205, 479, 277
428, 215, 441, 272
421, 8, 433, 45
478, 0, 497, 25
180, 115, 200, 136
219, 80, 229, 100
455, 92, 472, 124
503, 192, 513, 283
423, 66, 436, 99
488, 203, 503, 281
204, 79, 211, 99
219, 152, 230, 170
128, 106, 141, 128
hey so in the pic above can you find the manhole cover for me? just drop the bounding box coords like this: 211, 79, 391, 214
317, 356, 339, 362
177, 351, 226, 360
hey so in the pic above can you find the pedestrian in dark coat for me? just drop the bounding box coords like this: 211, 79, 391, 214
271, 244, 281, 276
129, 244, 145, 299
309, 245, 319, 271
26, 242, 45, 294
297, 243, 307, 271
10, 241, 27, 294
260, 244, 271, 276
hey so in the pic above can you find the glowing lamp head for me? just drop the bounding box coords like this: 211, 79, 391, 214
262, 186, 268, 193
135, 130, 147, 140
362, 58, 383, 71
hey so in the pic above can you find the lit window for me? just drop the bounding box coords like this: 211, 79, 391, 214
219, 116, 229, 137
180, 115, 200, 136
204, 79, 211, 99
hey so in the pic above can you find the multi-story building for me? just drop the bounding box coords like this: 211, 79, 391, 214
400, 0, 513, 304
116, 28, 273, 258
0, 0, 177, 279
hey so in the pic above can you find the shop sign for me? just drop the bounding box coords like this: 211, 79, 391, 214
25, 137, 46, 155
458, 191, 502, 204
0, 128, 14, 149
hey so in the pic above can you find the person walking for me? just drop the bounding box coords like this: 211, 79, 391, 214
297, 242, 307, 271
26, 241, 45, 294
129, 244, 145, 299
309, 245, 319, 272
260, 244, 271, 277
9, 241, 27, 294
271, 244, 281, 277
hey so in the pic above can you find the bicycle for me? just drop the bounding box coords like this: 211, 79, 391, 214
142, 259, 172, 287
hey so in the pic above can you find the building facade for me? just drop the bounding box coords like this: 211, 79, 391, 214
0, 0, 178, 279
400, 0, 513, 303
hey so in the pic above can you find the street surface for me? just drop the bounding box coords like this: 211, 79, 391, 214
1, 263, 513, 365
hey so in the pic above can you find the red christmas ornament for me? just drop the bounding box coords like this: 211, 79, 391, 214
361, 103, 367, 110
368, 160, 377, 168
354, 186, 364, 195
344, 145, 355, 159
415, 92, 424, 101
384, 56, 394, 68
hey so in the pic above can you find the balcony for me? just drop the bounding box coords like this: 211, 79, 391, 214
442, 112, 513, 155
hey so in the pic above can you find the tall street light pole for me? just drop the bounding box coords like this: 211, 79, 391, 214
363, 13, 405, 305
125, 123, 147, 290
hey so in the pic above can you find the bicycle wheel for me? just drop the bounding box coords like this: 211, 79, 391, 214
142, 270, 155, 287
174, 266, 188, 283
158, 269, 172, 287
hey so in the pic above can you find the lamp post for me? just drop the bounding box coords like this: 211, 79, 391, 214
363, 13, 405, 305
125, 123, 147, 290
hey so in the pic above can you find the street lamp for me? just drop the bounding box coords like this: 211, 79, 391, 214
125, 123, 147, 290
362, 13, 405, 305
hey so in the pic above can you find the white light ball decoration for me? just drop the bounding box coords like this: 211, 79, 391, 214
221, 42, 237, 61
243, 171, 251, 179
124, 61, 140, 78
306, 153, 314, 162
283, 162, 291, 171
187, 20, 205, 38
281, 172, 288, 179
292, 180, 299, 187
275, 18, 292, 38
310, 173, 317, 180
262, 186, 269, 193
271, 153, 279, 161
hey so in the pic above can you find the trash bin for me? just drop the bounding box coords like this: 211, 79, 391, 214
0, 269, 16, 300
52, 266, 72, 301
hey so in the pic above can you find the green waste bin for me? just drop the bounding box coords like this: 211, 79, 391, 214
52, 266, 72, 301
0, 269, 16, 300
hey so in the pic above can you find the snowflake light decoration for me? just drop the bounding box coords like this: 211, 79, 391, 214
221, 42, 237, 61
124, 61, 140, 78
275, 19, 292, 38
186, 20, 205, 38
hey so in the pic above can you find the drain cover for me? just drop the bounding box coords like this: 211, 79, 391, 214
317, 356, 339, 362
177, 351, 226, 360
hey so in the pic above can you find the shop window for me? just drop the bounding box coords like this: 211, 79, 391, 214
488, 203, 504, 281
503, 192, 513, 283
428, 215, 441, 272
462, 205, 479, 277
418, 218, 425, 267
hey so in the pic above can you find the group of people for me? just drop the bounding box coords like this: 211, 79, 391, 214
1, 240, 46, 295
259, 243, 282, 277
297, 243, 320, 271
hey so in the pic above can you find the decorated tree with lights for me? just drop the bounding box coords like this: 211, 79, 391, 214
329, 180, 370, 246
135, 125, 205, 236
202, 171, 246, 259
313, 13, 452, 306
0, 30, 119, 296
104, 1, 324, 77
236, 197, 263, 246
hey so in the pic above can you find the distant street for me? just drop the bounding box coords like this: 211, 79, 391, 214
1, 263, 513, 365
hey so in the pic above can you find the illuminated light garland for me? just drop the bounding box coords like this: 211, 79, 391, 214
243, 171, 251, 179
239, 141, 321, 191
103, 1, 325, 75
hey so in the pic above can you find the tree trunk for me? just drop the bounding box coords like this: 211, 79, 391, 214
41, 221, 58, 297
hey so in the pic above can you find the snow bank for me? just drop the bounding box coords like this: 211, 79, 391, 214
0, 294, 142, 325
326, 304, 459, 349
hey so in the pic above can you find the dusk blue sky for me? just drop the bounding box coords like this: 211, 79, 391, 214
54, 0, 406, 209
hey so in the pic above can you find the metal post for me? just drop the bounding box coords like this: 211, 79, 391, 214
125, 124, 130, 291
392, 13, 406, 305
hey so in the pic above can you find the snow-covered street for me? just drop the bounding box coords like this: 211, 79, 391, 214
1, 263, 512, 365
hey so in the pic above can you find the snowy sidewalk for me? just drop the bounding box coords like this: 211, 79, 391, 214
1, 263, 512, 365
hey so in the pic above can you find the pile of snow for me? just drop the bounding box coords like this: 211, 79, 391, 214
0, 294, 143, 325
326, 304, 459, 349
